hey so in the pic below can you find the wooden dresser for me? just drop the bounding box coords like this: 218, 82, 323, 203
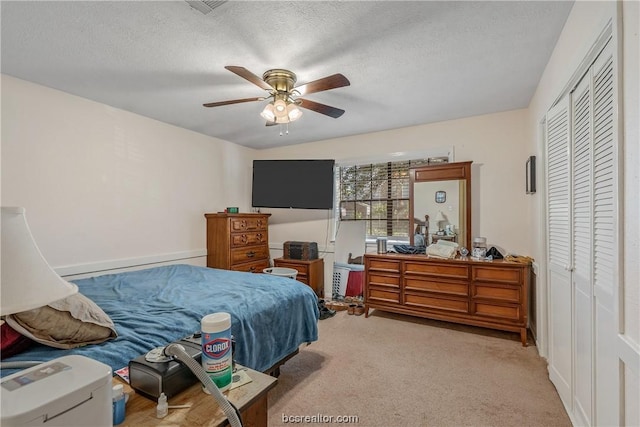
205, 213, 271, 273
273, 257, 324, 297
364, 253, 531, 345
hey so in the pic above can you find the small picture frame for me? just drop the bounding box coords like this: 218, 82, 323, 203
526, 155, 536, 194
435, 191, 446, 203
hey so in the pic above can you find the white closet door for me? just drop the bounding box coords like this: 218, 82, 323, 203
571, 73, 593, 426
546, 94, 573, 408
591, 40, 618, 427
546, 36, 619, 426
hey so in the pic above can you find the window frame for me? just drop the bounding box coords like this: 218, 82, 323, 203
332, 148, 453, 242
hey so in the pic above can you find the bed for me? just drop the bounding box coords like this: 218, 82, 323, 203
2, 264, 319, 377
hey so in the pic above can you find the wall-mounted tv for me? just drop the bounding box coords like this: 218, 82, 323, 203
252, 160, 335, 209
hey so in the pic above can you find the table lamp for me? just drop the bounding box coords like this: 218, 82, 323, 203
1, 208, 118, 427
1, 207, 78, 316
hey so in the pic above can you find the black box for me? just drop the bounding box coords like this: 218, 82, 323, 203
283, 241, 318, 260
129, 339, 201, 400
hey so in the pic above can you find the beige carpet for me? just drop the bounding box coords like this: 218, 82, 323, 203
268, 310, 571, 427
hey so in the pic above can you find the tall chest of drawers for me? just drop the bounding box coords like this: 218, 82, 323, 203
205, 213, 271, 273
364, 253, 531, 345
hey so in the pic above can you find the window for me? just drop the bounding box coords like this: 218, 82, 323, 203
337, 158, 432, 239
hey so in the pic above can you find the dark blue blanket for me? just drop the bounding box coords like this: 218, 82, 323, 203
3, 264, 319, 376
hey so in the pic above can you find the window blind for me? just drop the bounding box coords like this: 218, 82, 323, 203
337, 159, 432, 238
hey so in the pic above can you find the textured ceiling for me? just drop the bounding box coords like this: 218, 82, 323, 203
1, 1, 573, 149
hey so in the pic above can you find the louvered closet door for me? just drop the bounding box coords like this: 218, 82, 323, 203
546, 36, 619, 427
545, 94, 573, 408
591, 40, 617, 427
571, 73, 593, 426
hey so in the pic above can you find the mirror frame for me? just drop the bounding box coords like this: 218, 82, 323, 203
409, 161, 472, 250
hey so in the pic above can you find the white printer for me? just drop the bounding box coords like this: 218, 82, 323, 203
1, 355, 112, 426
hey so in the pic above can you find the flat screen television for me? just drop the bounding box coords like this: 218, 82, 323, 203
252, 160, 335, 209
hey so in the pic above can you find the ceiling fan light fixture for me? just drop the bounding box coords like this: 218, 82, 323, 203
205, 66, 350, 129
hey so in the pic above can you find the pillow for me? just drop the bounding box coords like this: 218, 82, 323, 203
1, 321, 34, 359
5, 292, 117, 349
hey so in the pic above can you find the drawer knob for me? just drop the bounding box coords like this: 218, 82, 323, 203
249, 266, 256, 272
241, 234, 248, 243
246, 251, 256, 258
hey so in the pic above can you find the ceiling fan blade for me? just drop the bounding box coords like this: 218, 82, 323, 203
225, 66, 273, 91
203, 97, 263, 107
265, 121, 277, 127
297, 98, 345, 118
294, 74, 350, 96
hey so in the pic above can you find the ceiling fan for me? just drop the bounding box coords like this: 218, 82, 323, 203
203, 66, 350, 126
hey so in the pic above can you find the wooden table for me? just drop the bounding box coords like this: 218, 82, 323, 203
115, 367, 277, 427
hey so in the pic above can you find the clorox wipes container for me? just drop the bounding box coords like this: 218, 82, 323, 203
201, 312, 232, 392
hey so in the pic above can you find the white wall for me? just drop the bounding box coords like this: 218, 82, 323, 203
1, 74, 255, 276
414, 180, 461, 239
526, 0, 620, 361
621, 2, 640, 423
526, 1, 639, 424
257, 109, 530, 252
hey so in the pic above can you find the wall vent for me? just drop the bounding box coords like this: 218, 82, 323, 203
185, 1, 228, 15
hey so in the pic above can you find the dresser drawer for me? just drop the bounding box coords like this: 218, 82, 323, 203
472, 302, 521, 322
404, 277, 468, 296
367, 272, 400, 289
404, 293, 468, 313
273, 260, 309, 276
367, 258, 401, 272
404, 261, 469, 280
231, 259, 269, 273
472, 266, 521, 284
472, 283, 521, 303
230, 245, 269, 265
231, 232, 267, 248
230, 217, 268, 232
368, 288, 400, 304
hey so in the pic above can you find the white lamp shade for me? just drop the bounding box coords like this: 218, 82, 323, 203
273, 99, 288, 118
1, 207, 78, 315
287, 103, 303, 121
260, 103, 276, 122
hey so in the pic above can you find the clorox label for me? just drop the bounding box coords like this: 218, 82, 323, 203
203, 338, 230, 358
201, 313, 233, 391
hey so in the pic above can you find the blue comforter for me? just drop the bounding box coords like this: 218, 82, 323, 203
3, 264, 319, 375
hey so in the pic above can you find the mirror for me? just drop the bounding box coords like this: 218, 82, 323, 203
409, 161, 472, 250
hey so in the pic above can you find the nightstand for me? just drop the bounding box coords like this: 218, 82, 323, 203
273, 258, 324, 297
115, 365, 276, 426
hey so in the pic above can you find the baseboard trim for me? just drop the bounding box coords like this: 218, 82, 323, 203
55, 249, 207, 278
